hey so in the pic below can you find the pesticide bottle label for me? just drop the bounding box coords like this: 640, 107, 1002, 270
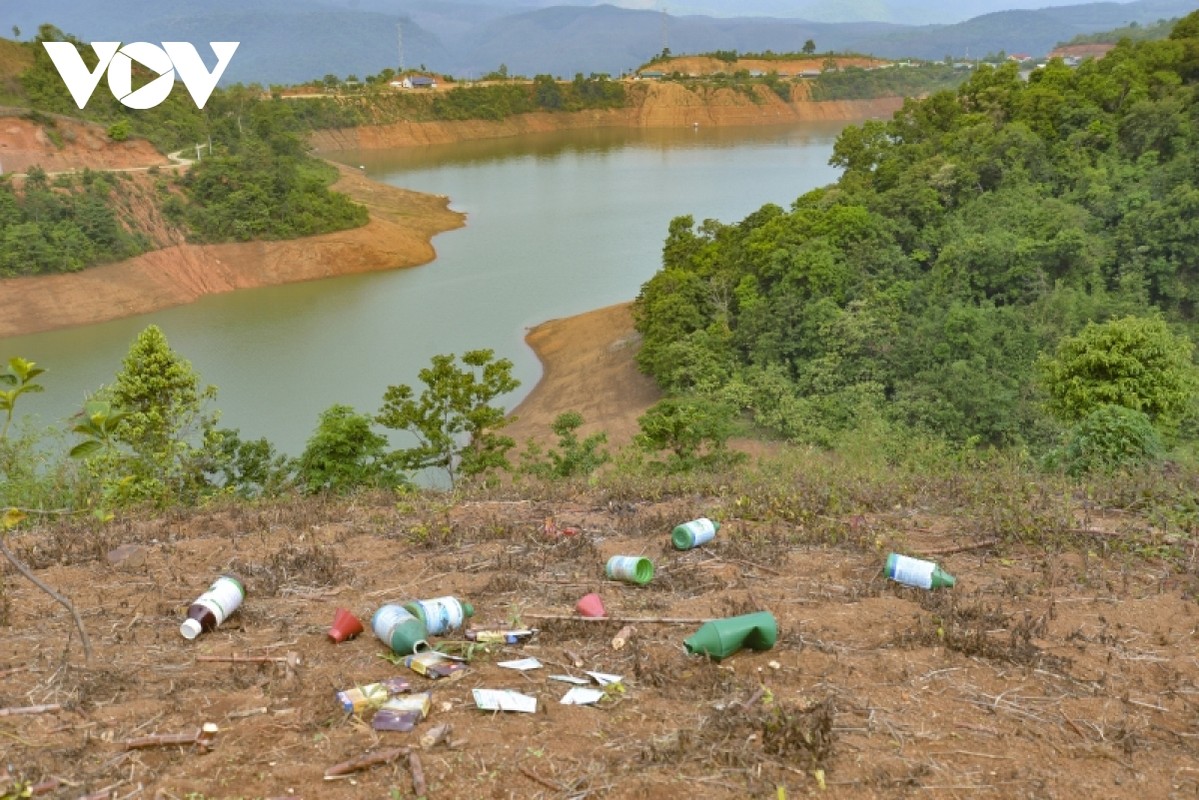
410, 597, 465, 636
193, 575, 245, 624
674, 518, 717, 549
606, 555, 653, 584
372, 604, 419, 641
887, 554, 935, 589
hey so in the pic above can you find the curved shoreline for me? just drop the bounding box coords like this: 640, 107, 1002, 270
0, 165, 465, 339
0, 94, 901, 340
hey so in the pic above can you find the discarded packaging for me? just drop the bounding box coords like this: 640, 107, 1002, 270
672, 517, 720, 550
372, 604, 429, 656
576, 592, 606, 618
403, 596, 475, 636
404, 650, 466, 680
584, 671, 623, 687
497, 657, 542, 671
180, 575, 245, 640
372, 692, 432, 732
465, 628, 537, 644
684, 611, 778, 661
335, 677, 412, 715
328, 607, 365, 643
549, 674, 590, 685
885, 553, 956, 590
605, 555, 654, 585
560, 687, 606, 706
472, 688, 537, 713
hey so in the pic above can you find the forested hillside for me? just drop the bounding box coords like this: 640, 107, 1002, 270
634, 11, 1199, 468
2, 26, 369, 272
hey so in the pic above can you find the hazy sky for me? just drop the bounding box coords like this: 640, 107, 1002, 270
555, 0, 1158, 25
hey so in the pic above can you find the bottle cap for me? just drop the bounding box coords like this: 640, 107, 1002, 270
180, 618, 202, 639
462, 602, 475, 617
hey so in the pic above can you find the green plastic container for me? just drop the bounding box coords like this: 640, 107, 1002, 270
671, 517, 720, 550
684, 611, 778, 661
372, 604, 429, 656
605, 555, 654, 585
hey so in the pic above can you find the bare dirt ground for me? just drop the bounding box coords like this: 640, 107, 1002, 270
505, 303, 662, 451
3, 485, 1198, 799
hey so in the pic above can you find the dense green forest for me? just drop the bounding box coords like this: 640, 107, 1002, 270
633, 12, 1199, 470
6, 25, 370, 263
0, 168, 146, 276
809, 63, 968, 101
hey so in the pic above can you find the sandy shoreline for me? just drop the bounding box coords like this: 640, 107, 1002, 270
504, 302, 661, 448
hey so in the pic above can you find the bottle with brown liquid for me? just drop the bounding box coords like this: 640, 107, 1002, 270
180, 575, 246, 639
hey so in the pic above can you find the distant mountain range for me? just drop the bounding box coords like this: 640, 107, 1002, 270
4, 0, 1196, 85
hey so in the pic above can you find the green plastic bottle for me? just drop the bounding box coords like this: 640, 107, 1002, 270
684, 611, 778, 661
885, 553, 956, 590
605, 555, 654, 585
402, 596, 475, 636
672, 517, 720, 550
372, 604, 428, 655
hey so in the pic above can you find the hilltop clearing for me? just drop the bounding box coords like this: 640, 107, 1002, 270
2, 474, 1198, 799
656, 55, 889, 75
0, 113, 169, 175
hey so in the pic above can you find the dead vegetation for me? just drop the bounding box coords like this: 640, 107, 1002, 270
2, 484, 1199, 799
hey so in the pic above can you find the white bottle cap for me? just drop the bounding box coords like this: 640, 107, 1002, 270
180, 618, 202, 639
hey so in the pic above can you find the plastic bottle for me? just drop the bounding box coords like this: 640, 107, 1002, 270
684, 611, 778, 661
372, 604, 429, 655
672, 517, 720, 550
885, 553, 956, 590
605, 555, 654, 585
180, 575, 245, 640
402, 596, 475, 636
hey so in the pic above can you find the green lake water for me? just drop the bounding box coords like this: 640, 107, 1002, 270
1, 120, 863, 456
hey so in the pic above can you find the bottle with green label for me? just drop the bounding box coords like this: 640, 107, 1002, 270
885, 553, 956, 590
372, 604, 428, 655
672, 517, 720, 550
180, 574, 245, 640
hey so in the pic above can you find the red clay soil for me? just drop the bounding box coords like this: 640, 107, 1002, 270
1, 489, 1197, 799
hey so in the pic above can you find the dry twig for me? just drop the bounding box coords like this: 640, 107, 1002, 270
324, 747, 410, 779
123, 723, 219, 752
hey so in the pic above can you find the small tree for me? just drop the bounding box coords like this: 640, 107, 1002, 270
102, 325, 221, 505
0, 358, 91, 666
377, 350, 519, 487
296, 404, 400, 494
1039, 316, 1198, 431
803, 39, 816, 55
1055, 405, 1163, 476
0, 357, 45, 441
519, 411, 610, 479
635, 397, 745, 473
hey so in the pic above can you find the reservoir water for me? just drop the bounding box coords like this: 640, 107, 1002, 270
1, 121, 859, 456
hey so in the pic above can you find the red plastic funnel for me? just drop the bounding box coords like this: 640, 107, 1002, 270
328, 607, 364, 643
576, 593, 606, 618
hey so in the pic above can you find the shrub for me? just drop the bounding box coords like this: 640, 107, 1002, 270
1053, 404, 1164, 476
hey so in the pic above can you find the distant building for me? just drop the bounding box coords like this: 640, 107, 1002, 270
393, 75, 438, 89
638, 70, 665, 80
1008, 53, 1033, 63
1048, 43, 1117, 62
